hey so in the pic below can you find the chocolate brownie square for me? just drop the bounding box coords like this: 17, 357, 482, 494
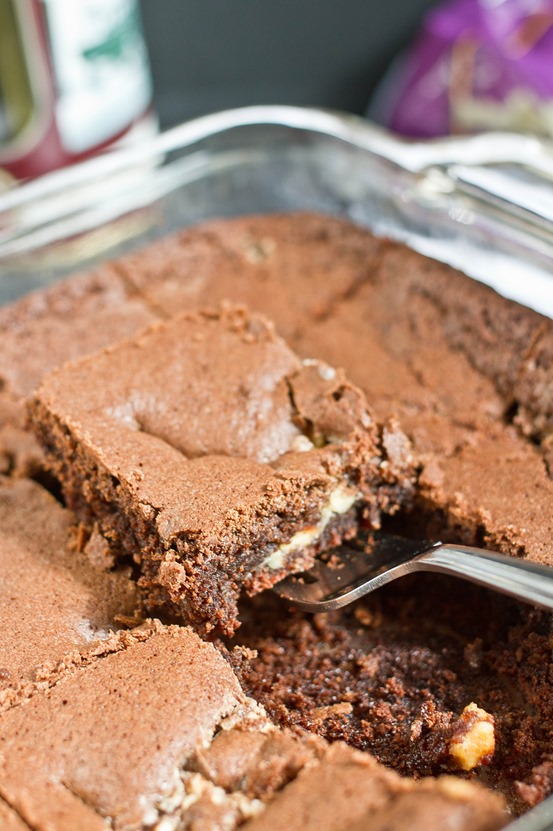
29, 306, 415, 634
245, 744, 507, 831
0, 477, 137, 709
0, 623, 260, 829
0, 265, 158, 477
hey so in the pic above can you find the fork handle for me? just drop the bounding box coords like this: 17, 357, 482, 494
419, 544, 553, 610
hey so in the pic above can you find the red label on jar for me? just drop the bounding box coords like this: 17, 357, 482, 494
0, 0, 155, 181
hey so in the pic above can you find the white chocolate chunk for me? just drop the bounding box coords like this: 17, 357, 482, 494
291, 435, 315, 453
318, 363, 337, 381
278, 527, 321, 557
262, 550, 286, 570
301, 357, 337, 381
328, 485, 357, 515
262, 484, 359, 569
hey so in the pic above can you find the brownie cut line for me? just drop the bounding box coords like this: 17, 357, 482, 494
29, 306, 415, 634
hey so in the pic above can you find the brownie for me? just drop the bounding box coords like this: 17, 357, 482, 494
29, 306, 414, 634
0, 210, 551, 823
0, 622, 256, 830
0, 265, 158, 477
0, 476, 137, 709
374, 246, 553, 438
293, 247, 553, 564
0, 265, 156, 400
344, 778, 509, 831
244, 744, 506, 831
110, 213, 553, 568
106, 213, 553, 814
0, 621, 507, 831
114, 212, 388, 340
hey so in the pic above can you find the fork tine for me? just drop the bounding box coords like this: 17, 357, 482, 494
274, 533, 434, 612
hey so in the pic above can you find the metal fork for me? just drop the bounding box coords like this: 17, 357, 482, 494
274, 533, 553, 612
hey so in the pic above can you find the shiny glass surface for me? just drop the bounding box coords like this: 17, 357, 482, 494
1, 105, 552, 313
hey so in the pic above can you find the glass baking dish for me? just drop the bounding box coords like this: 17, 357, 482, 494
0, 106, 552, 830
1, 105, 553, 312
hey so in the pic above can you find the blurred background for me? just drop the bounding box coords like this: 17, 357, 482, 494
2, 0, 553, 180
138, 0, 438, 127
138, 0, 553, 139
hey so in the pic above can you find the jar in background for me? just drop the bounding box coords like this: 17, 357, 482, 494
0, 0, 156, 183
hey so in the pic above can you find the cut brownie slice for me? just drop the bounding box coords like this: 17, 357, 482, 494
29, 306, 414, 634
0, 623, 261, 831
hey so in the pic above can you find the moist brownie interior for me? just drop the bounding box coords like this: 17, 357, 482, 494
0, 212, 551, 827
231, 577, 553, 815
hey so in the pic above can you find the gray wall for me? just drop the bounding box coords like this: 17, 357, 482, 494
138, 0, 439, 127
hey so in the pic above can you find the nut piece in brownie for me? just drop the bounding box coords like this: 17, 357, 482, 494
29, 306, 414, 634
233, 577, 553, 813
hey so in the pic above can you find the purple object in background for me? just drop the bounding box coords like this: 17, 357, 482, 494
370, 0, 553, 137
